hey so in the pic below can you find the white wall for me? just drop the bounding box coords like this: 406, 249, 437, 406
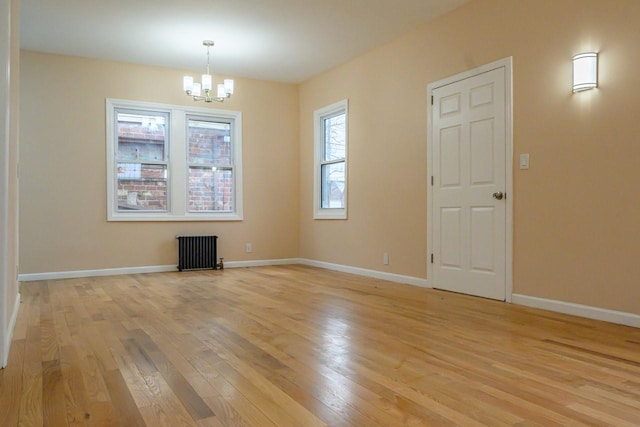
0, 0, 20, 368
0, 0, 11, 368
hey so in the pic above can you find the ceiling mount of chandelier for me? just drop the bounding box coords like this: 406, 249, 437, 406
183, 40, 234, 103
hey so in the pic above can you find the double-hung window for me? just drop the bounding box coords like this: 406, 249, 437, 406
186, 116, 234, 212
314, 99, 348, 219
106, 99, 242, 221
114, 109, 170, 212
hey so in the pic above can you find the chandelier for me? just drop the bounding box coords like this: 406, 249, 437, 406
183, 40, 234, 103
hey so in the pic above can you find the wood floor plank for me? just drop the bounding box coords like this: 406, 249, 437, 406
3, 265, 640, 426
200, 332, 328, 427
196, 414, 226, 427
59, 344, 93, 426
18, 293, 44, 427
200, 396, 253, 427
102, 368, 147, 427
128, 328, 215, 421
188, 351, 279, 427
0, 338, 26, 427
40, 306, 60, 363
138, 402, 195, 427
42, 359, 68, 427
139, 371, 200, 427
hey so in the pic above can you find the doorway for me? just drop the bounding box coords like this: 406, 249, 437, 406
427, 58, 513, 301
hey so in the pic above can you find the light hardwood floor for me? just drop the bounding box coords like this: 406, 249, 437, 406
1, 265, 639, 426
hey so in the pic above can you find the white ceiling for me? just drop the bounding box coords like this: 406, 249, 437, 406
20, 0, 470, 84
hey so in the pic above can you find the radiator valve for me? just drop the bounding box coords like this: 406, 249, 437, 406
217, 257, 224, 270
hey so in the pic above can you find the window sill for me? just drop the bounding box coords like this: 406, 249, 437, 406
107, 212, 243, 222
314, 209, 347, 220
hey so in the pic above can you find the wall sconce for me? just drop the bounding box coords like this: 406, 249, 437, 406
572, 52, 598, 92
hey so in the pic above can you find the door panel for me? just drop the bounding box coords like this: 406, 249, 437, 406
470, 119, 495, 185
470, 207, 495, 272
432, 67, 506, 300
440, 126, 461, 187
440, 207, 462, 269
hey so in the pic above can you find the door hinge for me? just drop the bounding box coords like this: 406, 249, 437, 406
431, 95, 434, 105
431, 175, 434, 186
430, 253, 434, 264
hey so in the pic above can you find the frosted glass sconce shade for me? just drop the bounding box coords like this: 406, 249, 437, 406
573, 52, 598, 92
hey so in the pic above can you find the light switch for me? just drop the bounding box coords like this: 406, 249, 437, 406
519, 153, 530, 170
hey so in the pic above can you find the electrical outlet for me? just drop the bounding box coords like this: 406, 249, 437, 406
383, 252, 389, 265
246, 243, 253, 253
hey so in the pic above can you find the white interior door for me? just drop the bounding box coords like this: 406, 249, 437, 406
431, 66, 508, 300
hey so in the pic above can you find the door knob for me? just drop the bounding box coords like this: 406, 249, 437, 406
492, 191, 504, 200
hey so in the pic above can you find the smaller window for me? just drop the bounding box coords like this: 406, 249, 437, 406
314, 99, 348, 219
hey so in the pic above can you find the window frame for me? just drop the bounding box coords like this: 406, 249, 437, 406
314, 99, 348, 219
106, 98, 243, 221
186, 114, 235, 214
113, 108, 171, 214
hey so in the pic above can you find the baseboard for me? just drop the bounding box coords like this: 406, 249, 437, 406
18, 258, 430, 289
1, 292, 20, 368
298, 258, 431, 288
222, 258, 302, 269
18, 265, 179, 281
17, 259, 303, 281
512, 294, 640, 328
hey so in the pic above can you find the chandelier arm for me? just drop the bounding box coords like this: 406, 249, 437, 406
192, 94, 225, 103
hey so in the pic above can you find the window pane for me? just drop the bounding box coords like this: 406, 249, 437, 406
188, 118, 231, 165
321, 162, 345, 208
323, 113, 346, 161
117, 163, 167, 211
117, 112, 167, 161
188, 167, 233, 212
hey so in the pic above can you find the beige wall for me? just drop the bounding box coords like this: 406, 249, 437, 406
20, 51, 299, 273
299, 0, 640, 314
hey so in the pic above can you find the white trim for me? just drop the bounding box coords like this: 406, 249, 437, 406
222, 258, 302, 269
512, 294, 640, 329
18, 258, 431, 289
298, 259, 431, 288
0, 0, 10, 370
18, 259, 302, 281
1, 292, 20, 368
19, 265, 179, 281
426, 57, 513, 301
313, 99, 348, 220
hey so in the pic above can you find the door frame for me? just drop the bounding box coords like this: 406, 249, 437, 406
0, 0, 10, 368
426, 57, 514, 302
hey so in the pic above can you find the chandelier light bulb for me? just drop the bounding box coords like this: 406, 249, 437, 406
183, 76, 194, 93
192, 83, 202, 97
224, 79, 234, 95
202, 74, 212, 91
